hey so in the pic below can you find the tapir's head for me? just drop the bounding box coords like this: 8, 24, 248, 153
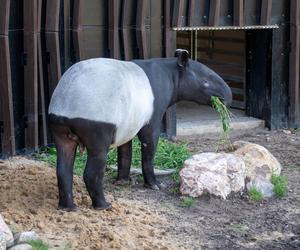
175, 49, 232, 107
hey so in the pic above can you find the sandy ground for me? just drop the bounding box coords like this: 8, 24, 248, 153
0, 128, 300, 249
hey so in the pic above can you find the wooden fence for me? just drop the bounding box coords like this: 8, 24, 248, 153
0, 0, 299, 156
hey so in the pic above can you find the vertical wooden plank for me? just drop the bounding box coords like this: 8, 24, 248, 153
244, 0, 261, 25
172, 0, 184, 27
108, 0, 121, 59
136, 0, 149, 58
233, 0, 244, 26
209, 0, 221, 26
0, 35, 16, 155
45, 0, 61, 98
37, 0, 47, 146
23, 0, 39, 150
289, 0, 300, 124
164, 0, 177, 137
46, 0, 60, 32
73, 0, 83, 61
0, 0, 10, 35
188, 0, 196, 26
260, 0, 272, 25
121, 0, 132, 60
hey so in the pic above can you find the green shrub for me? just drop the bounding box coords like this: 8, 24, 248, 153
271, 174, 288, 199
249, 187, 263, 202
180, 197, 197, 208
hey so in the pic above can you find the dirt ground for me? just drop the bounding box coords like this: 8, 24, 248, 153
0, 128, 300, 249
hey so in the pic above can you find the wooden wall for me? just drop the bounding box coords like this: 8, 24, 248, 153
0, 0, 298, 156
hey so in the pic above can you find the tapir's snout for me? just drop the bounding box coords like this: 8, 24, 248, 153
221, 84, 233, 107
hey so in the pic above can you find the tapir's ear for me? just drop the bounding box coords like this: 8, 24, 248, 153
174, 49, 189, 67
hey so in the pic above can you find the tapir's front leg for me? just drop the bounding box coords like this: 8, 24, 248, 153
116, 140, 132, 184
138, 125, 161, 190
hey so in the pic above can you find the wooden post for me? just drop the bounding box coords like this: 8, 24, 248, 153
260, 0, 272, 25
136, 0, 149, 59
108, 0, 121, 59
172, 0, 184, 27
289, 0, 300, 125
233, 0, 244, 26
0, 0, 16, 155
73, 0, 83, 61
209, 0, 221, 26
23, 0, 39, 150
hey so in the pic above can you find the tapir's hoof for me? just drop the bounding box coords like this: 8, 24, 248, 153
144, 181, 166, 190
58, 205, 79, 212
93, 201, 112, 211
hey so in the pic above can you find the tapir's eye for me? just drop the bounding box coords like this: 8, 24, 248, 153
201, 80, 210, 88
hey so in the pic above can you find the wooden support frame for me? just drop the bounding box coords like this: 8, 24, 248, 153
45, 0, 61, 98
260, 0, 272, 25
289, 0, 300, 125
233, 0, 244, 26
209, 0, 221, 26
136, 0, 149, 59
0, 0, 15, 155
108, 0, 121, 59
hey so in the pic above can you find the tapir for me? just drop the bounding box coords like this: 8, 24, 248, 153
48, 49, 232, 211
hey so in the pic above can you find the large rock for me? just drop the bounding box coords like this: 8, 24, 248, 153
180, 153, 245, 199
14, 231, 39, 245
0, 233, 6, 250
233, 141, 281, 181
8, 244, 33, 250
0, 214, 14, 247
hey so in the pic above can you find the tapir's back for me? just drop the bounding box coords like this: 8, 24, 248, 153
49, 58, 154, 147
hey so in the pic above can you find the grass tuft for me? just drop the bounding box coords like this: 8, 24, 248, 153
249, 187, 264, 202
38, 138, 191, 181
27, 239, 49, 250
271, 174, 288, 199
180, 197, 197, 208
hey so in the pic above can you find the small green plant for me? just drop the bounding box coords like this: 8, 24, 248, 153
249, 187, 264, 202
211, 96, 233, 151
180, 197, 197, 208
169, 186, 180, 195
289, 165, 300, 171
230, 223, 249, 236
27, 239, 49, 250
271, 174, 288, 199
295, 127, 300, 133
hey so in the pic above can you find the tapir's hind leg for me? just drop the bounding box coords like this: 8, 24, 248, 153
72, 121, 116, 210
116, 140, 132, 184
52, 125, 77, 211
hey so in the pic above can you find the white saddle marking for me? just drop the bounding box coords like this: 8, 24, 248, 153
49, 58, 154, 147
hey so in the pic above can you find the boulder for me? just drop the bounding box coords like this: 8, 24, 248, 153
180, 153, 245, 199
0, 214, 14, 247
8, 243, 33, 250
246, 177, 275, 198
0, 233, 6, 250
233, 141, 281, 181
14, 231, 39, 245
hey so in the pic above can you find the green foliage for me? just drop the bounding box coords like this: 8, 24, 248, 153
271, 174, 288, 199
180, 197, 197, 208
38, 138, 191, 179
230, 223, 249, 236
211, 96, 233, 151
27, 239, 49, 250
211, 96, 232, 133
249, 187, 264, 202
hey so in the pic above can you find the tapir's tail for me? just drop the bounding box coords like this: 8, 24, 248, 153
49, 114, 86, 155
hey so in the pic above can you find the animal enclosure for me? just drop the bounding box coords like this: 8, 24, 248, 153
0, 0, 299, 157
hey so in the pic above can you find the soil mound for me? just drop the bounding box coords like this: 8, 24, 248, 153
0, 157, 180, 249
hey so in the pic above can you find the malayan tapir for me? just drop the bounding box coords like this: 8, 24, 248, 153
48, 49, 232, 211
